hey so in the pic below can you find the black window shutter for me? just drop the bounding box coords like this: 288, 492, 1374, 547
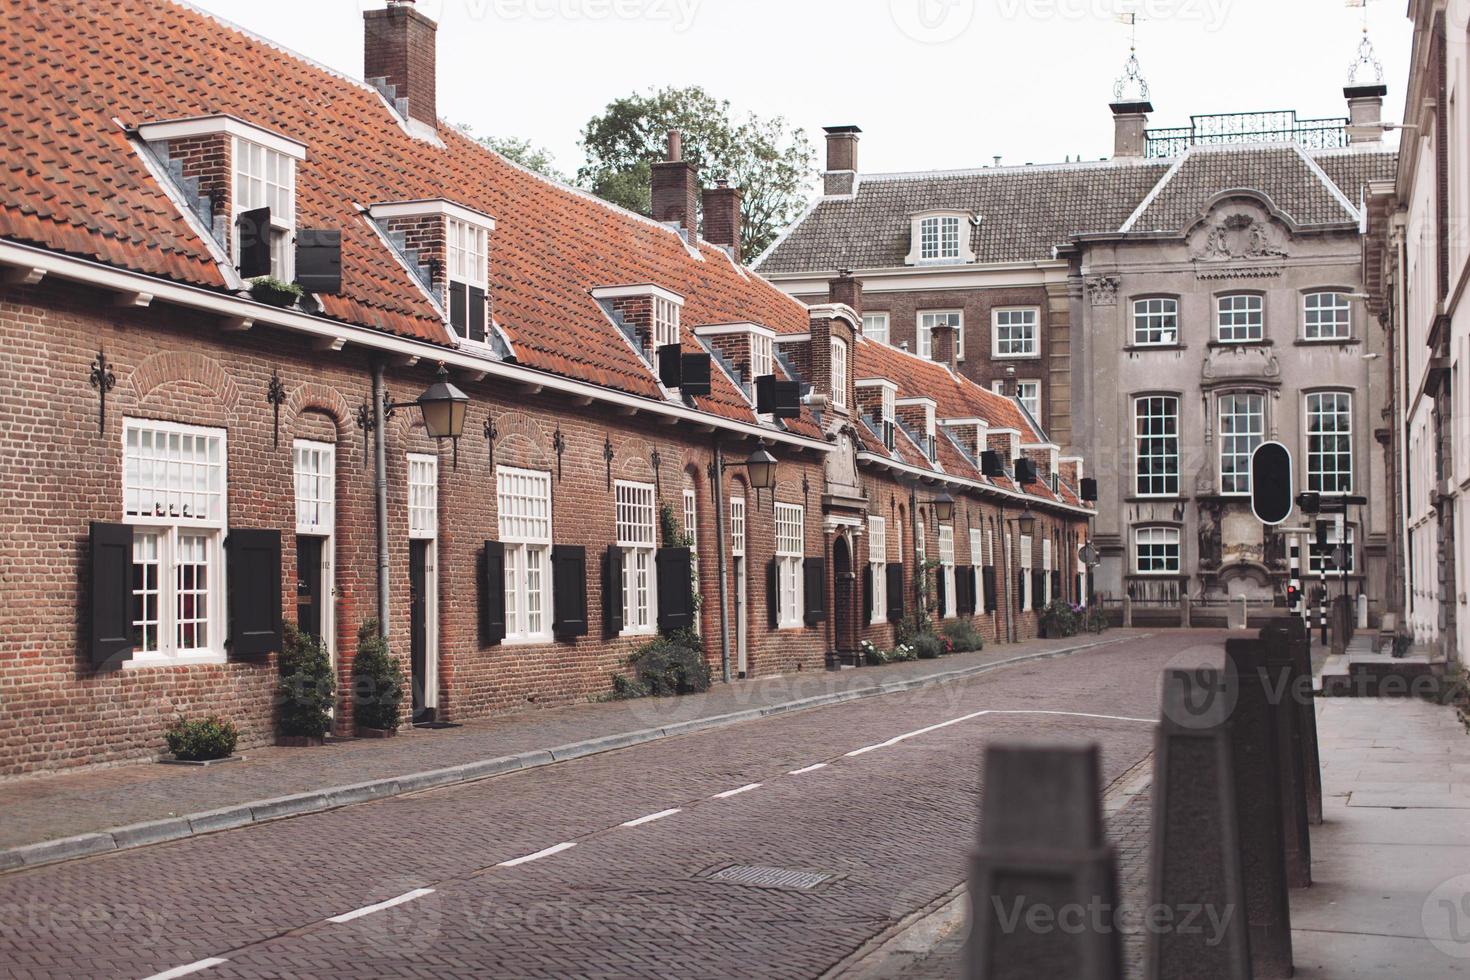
227, 528, 282, 658
956, 566, 971, 615
295, 229, 342, 294
1051, 570, 1062, 604
886, 565, 904, 623
552, 545, 588, 640
603, 547, 624, 638
755, 375, 777, 414
481, 541, 506, 645
90, 521, 134, 667
237, 207, 272, 279
767, 559, 780, 628
1017, 570, 1027, 611
983, 567, 998, 613
655, 547, 694, 633
803, 557, 827, 627
449, 281, 468, 332
936, 569, 947, 616
679, 353, 712, 397
1033, 571, 1046, 610
863, 565, 873, 624
658, 344, 684, 389
468, 285, 487, 344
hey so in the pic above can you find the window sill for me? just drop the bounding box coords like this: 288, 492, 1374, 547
1293, 338, 1360, 347
991, 353, 1042, 361
502, 635, 555, 647
1124, 496, 1186, 504
1207, 340, 1273, 349
124, 651, 228, 670
1124, 343, 1187, 353
621, 627, 657, 639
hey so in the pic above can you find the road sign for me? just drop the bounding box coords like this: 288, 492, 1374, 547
1251, 442, 1294, 526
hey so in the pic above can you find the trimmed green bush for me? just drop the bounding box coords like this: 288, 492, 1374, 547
911, 633, 944, 660
1040, 599, 1082, 638
351, 620, 404, 731
164, 715, 238, 762
278, 623, 335, 739
942, 620, 985, 653
626, 636, 712, 696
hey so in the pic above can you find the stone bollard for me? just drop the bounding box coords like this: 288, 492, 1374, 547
1226, 597, 1248, 631
1123, 596, 1133, 628
966, 741, 1122, 980
1181, 595, 1192, 628
1225, 639, 1295, 978
1147, 668, 1252, 980
1261, 622, 1312, 889
1283, 616, 1323, 826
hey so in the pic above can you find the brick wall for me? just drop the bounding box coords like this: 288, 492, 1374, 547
169, 134, 232, 220
383, 214, 447, 307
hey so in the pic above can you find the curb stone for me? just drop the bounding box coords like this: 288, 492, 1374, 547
0, 633, 1135, 875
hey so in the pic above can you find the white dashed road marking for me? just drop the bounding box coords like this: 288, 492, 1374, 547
621, 808, 682, 828
141, 958, 229, 980
788, 763, 829, 775
327, 888, 435, 924
497, 842, 578, 867
712, 783, 762, 799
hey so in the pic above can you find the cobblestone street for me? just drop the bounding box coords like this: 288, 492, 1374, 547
0, 633, 1210, 979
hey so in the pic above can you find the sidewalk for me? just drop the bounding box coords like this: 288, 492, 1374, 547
1292, 697, 1470, 978
0, 630, 1141, 872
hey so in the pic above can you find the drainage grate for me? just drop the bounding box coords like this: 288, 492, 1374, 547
703, 864, 837, 892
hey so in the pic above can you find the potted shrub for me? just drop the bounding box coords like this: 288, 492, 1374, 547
248, 276, 305, 308
164, 715, 239, 764
276, 623, 335, 747
351, 620, 404, 737
1039, 599, 1081, 639
942, 620, 985, 653
610, 635, 712, 699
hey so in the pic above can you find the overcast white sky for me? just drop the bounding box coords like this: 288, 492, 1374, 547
190, 0, 1412, 178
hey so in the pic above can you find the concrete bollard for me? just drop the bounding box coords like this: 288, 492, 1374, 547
1261, 622, 1312, 889
1282, 616, 1323, 826
1180, 596, 1192, 628
1123, 596, 1133, 628
1147, 668, 1252, 980
1225, 639, 1295, 978
967, 741, 1122, 980
1226, 597, 1248, 631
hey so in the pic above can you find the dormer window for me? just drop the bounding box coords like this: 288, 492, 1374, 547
370, 200, 496, 345
654, 295, 681, 349
448, 217, 489, 343
233, 137, 296, 279
752, 330, 773, 380
905, 211, 975, 266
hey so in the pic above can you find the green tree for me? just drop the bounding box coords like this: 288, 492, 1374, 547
577, 86, 816, 259
461, 126, 568, 183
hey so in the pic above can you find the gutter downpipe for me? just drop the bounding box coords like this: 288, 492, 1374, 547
373, 360, 391, 637
711, 439, 732, 684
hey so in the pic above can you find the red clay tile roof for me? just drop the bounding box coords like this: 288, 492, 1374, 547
3, 0, 816, 418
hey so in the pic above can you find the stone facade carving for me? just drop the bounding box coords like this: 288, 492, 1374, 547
1086, 276, 1119, 305
1191, 210, 1289, 262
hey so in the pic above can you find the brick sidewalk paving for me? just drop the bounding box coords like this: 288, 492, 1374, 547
0, 630, 1144, 860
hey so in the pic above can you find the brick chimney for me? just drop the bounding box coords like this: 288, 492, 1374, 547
701, 179, 742, 261
364, 0, 438, 129
931, 320, 958, 370
823, 125, 861, 196
1109, 100, 1152, 159
652, 131, 699, 241
1345, 84, 1388, 147
828, 270, 863, 320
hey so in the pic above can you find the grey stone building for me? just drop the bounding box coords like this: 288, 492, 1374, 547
758, 92, 1397, 611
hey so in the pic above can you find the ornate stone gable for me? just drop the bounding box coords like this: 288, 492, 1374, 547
1188, 201, 1290, 279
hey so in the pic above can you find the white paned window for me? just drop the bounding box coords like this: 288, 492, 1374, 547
730, 497, 746, 557
862, 313, 890, 345
775, 503, 805, 628
1016, 381, 1042, 421
1303, 292, 1352, 341
918, 310, 964, 361
122, 419, 227, 665
654, 296, 681, 349
497, 466, 553, 643
1135, 526, 1181, 574
408, 455, 438, 539
869, 516, 887, 624
993, 308, 1038, 358
1042, 539, 1053, 605
1218, 393, 1265, 496
831, 337, 849, 408
938, 525, 956, 619
970, 528, 985, 568
751, 331, 773, 380
448, 218, 488, 288
918, 519, 927, 567
683, 488, 698, 553
919, 215, 963, 261
1135, 396, 1180, 497
232, 137, 296, 280
294, 440, 335, 535
1308, 525, 1357, 573
1307, 391, 1353, 494
1217, 294, 1264, 343
1133, 298, 1179, 346
1019, 533, 1033, 610
616, 482, 657, 634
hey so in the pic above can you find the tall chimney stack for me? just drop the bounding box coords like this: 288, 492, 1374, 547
828, 270, 863, 321
364, 0, 438, 129
652, 130, 699, 241
1345, 84, 1388, 147
1109, 100, 1152, 159
701, 178, 742, 262
823, 125, 862, 196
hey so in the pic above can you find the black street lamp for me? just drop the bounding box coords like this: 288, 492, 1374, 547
932, 490, 956, 523
741, 448, 778, 490
411, 364, 470, 440
1017, 506, 1036, 536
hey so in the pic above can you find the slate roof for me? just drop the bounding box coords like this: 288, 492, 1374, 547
756, 144, 1397, 274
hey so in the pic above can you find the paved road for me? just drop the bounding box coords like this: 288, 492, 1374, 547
0, 632, 1220, 979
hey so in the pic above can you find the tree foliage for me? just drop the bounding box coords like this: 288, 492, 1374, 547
465, 128, 568, 183
577, 86, 816, 259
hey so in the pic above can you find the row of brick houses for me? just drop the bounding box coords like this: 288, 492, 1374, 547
0, 0, 1093, 777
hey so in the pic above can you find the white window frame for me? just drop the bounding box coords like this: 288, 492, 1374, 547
616, 481, 658, 635
682, 487, 698, 553
830, 337, 849, 408
751, 331, 774, 381
294, 440, 335, 536
232, 136, 296, 281
497, 466, 553, 644
1218, 392, 1265, 496
408, 455, 438, 540
1016, 380, 1042, 421
869, 516, 887, 625
938, 525, 957, 619
1042, 539, 1054, 605
448, 217, 488, 289
970, 527, 985, 568
1306, 391, 1354, 495
862, 313, 890, 346
1133, 297, 1180, 346
1134, 395, 1181, 498
1302, 291, 1352, 341
992, 308, 1039, 359
775, 503, 805, 629
918, 310, 964, 361
653, 295, 681, 350
730, 497, 746, 558
919, 215, 963, 261
122, 419, 228, 668
1217, 293, 1264, 344
1019, 532, 1033, 610
1308, 524, 1357, 574
1135, 526, 1181, 575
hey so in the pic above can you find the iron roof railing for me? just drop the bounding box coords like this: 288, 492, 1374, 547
1145, 111, 1349, 159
